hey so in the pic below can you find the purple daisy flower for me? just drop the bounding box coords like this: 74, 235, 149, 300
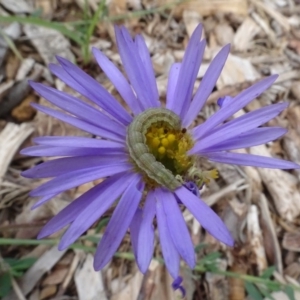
22, 24, 298, 290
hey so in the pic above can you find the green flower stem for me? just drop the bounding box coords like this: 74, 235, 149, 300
0, 238, 94, 252
0, 16, 85, 46
0, 28, 23, 60
195, 265, 300, 292
82, 0, 106, 63
0, 0, 188, 63
1, 237, 300, 295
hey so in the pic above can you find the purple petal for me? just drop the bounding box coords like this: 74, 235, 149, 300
193, 75, 278, 140
20, 145, 125, 157
30, 81, 125, 138
50, 63, 78, 85
175, 186, 234, 246
32, 194, 58, 209
115, 26, 159, 110
172, 276, 186, 298
30, 162, 132, 197
38, 173, 131, 239
157, 189, 195, 268
183, 45, 230, 127
32, 103, 123, 142
217, 95, 232, 108
33, 136, 124, 148
22, 155, 127, 178
171, 24, 204, 117
155, 190, 180, 279
197, 127, 287, 152
135, 34, 159, 106
51, 58, 132, 125
136, 191, 156, 273
204, 152, 300, 169
191, 102, 288, 153
166, 63, 181, 110
184, 181, 200, 197
94, 175, 144, 270
92, 48, 141, 115
130, 208, 143, 260
58, 173, 139, 250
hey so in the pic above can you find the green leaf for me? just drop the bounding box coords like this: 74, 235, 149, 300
82, 0, 106, 63
31, 9, 43, 17
0, 28, 23, 60
0, 16, 85, 46
10, 270, 23, 278
199, 252, 222, 272
201, 252, 221, 263
256, 284, 275, 300
0, 272, 12, 297
260, 266, 276, 279
0, 238, 96, 252
245, 282, 264, 300
194, 243, 207, 253
3, 258, 18, 265
284, 286, 296, 300
82, 235, 100, 244
95, 217, 110, 233
5, 257, 36, 270
114, 251, 135, 260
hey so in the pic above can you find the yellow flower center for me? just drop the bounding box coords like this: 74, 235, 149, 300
126, 107, 219, 191
145, 121, 194, 176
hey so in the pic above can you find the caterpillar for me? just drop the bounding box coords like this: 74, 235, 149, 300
126, 108, 182, 190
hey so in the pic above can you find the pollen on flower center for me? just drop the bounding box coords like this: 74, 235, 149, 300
126, 107, 197, 190
145, 122, 194, 176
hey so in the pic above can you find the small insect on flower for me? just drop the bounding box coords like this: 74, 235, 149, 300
21, 23, 299, 293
